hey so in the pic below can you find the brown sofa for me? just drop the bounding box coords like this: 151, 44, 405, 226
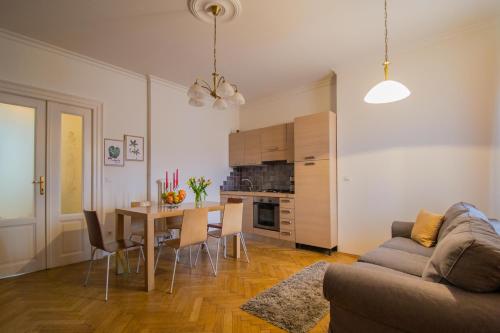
323, 202, 500, 333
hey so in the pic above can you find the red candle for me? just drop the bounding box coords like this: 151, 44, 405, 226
165, 171, 168, 191
176, 169, 179, 189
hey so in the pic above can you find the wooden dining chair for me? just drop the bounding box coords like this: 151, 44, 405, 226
158, 208, 216, 293
83, 210, 143, 301
207, 197, 243, 258
206, 203, 249, 275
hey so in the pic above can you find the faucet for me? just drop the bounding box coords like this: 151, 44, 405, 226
241, 178, 254, 192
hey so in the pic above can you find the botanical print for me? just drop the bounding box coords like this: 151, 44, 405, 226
124, 135, 144, 161
104, 139, 124, 166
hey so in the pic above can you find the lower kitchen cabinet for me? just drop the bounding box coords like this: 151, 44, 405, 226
294, 159, 337, 249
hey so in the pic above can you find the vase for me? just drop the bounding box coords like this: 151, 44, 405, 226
194, 192, 203, 208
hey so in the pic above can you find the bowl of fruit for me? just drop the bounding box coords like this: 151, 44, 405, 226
161, 189, 186, 208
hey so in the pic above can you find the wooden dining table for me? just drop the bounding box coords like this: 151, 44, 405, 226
115, 201, 240, 292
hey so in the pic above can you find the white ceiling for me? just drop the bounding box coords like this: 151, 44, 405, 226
0, 0, 498, 101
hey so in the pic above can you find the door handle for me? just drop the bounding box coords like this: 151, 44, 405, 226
32, 176, 45, 195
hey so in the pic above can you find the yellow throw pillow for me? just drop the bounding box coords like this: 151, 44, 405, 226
411, 209, 444, 247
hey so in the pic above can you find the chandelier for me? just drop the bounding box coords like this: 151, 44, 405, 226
364, 0, 411, 104
187, 4, 245, 110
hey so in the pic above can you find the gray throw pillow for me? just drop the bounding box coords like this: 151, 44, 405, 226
423, 216, 500, 292
437, 202, 486, 242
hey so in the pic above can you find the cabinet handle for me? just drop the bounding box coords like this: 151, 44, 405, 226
281, 199, 290, 203
281, 231, 292, 236
281, 220, 292, 225
304, 162, 315, 166
267, 147, 279, 151
281, 209, 292, 214
304, 156, 315, 160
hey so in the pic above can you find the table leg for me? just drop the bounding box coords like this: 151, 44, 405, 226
144, 216, 155, 291
231, 234, 241, 259
115, 213, 126, 274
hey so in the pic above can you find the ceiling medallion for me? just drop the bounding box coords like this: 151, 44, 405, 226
187, 0, 245, 110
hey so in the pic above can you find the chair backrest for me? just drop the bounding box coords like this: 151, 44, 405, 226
83, 210, 105, 250
179, 208, 209, 248
221, 203, 244, 237
131, 201, 152, 208
227, 197, 243, 204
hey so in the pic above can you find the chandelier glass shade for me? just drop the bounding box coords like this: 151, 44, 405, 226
364, 0, 410, 104
187, 5, 245, 110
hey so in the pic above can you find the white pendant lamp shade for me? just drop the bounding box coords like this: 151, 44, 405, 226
213, 97, 228, 110
188, 97, 205, 107
219, 81, 235, 97
228, 91, 246, 105
187, 82, 206, 100
364, 79, 411, 104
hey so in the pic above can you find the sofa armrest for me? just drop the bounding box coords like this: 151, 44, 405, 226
391, 221, 414, 238
323, 264, 500, 333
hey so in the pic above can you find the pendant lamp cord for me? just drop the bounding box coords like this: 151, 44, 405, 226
383, 0, 390, 80
213, 11, 217, 75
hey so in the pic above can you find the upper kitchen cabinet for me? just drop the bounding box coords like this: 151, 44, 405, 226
260, 124, 287, 162
243, 129, 262, 165
286, 122, 294, 163
294, 111, 335, 161
229, 132, 245, 167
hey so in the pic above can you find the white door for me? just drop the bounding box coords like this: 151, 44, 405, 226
0, 93, 47, 278
47, 102, 92, 268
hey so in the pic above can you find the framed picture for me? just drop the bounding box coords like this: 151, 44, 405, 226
104, 138, 124, 166
124, 134, 144, 161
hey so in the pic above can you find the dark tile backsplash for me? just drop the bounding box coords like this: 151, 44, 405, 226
221, 164, 294, 192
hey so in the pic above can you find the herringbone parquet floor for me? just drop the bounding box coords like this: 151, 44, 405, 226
0, 236, 356, 333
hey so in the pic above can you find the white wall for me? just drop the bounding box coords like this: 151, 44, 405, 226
239, 78, 334, 130
149, 77, 239, 222
337, 23, 498, 254
0, 30, 148, 238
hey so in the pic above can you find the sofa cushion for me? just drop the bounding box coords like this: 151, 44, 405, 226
411, 209, 444, 247
353, 262, 421, 279
437, 202, 488, 242
382, 237, 435, 257
359, 247, 429, 277
423, 216, 500, 292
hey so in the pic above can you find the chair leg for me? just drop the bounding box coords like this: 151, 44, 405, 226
223, 237, 227, 259
84, 247, 96, 286
204, 241, 216, 276
240, 232, 250, 263
125, 250, 131, 273
189, 246, 192, 268
194, 243, 202, 267
136, 246, 145, 273
155, 244, 163, 272
169, 249, 179, 294
105, 254, 111, 301
215, 238, 221, 276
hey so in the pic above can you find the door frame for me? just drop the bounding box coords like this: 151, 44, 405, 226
0, 79, 104, 252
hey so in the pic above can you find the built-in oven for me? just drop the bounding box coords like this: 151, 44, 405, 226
253, 197, 280, 232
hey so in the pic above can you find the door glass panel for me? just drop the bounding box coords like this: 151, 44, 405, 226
60, 113, 83, 214
0, 103, 35, 219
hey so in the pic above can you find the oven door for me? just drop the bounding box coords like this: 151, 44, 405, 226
253, 202, 280, 231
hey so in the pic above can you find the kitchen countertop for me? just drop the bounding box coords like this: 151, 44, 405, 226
220, 190, 294, 198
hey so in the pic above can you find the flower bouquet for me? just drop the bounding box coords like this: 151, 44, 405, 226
187, 176, 212, 207
161, 169, 186, 208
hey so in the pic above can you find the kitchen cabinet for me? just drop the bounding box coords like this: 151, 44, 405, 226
229, 132, 245, 167
286, 122, 294, 163
294, 111, 333, 162
260, 124, 287, 161
220, 194, 254, 233
243, 129, 262, 165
